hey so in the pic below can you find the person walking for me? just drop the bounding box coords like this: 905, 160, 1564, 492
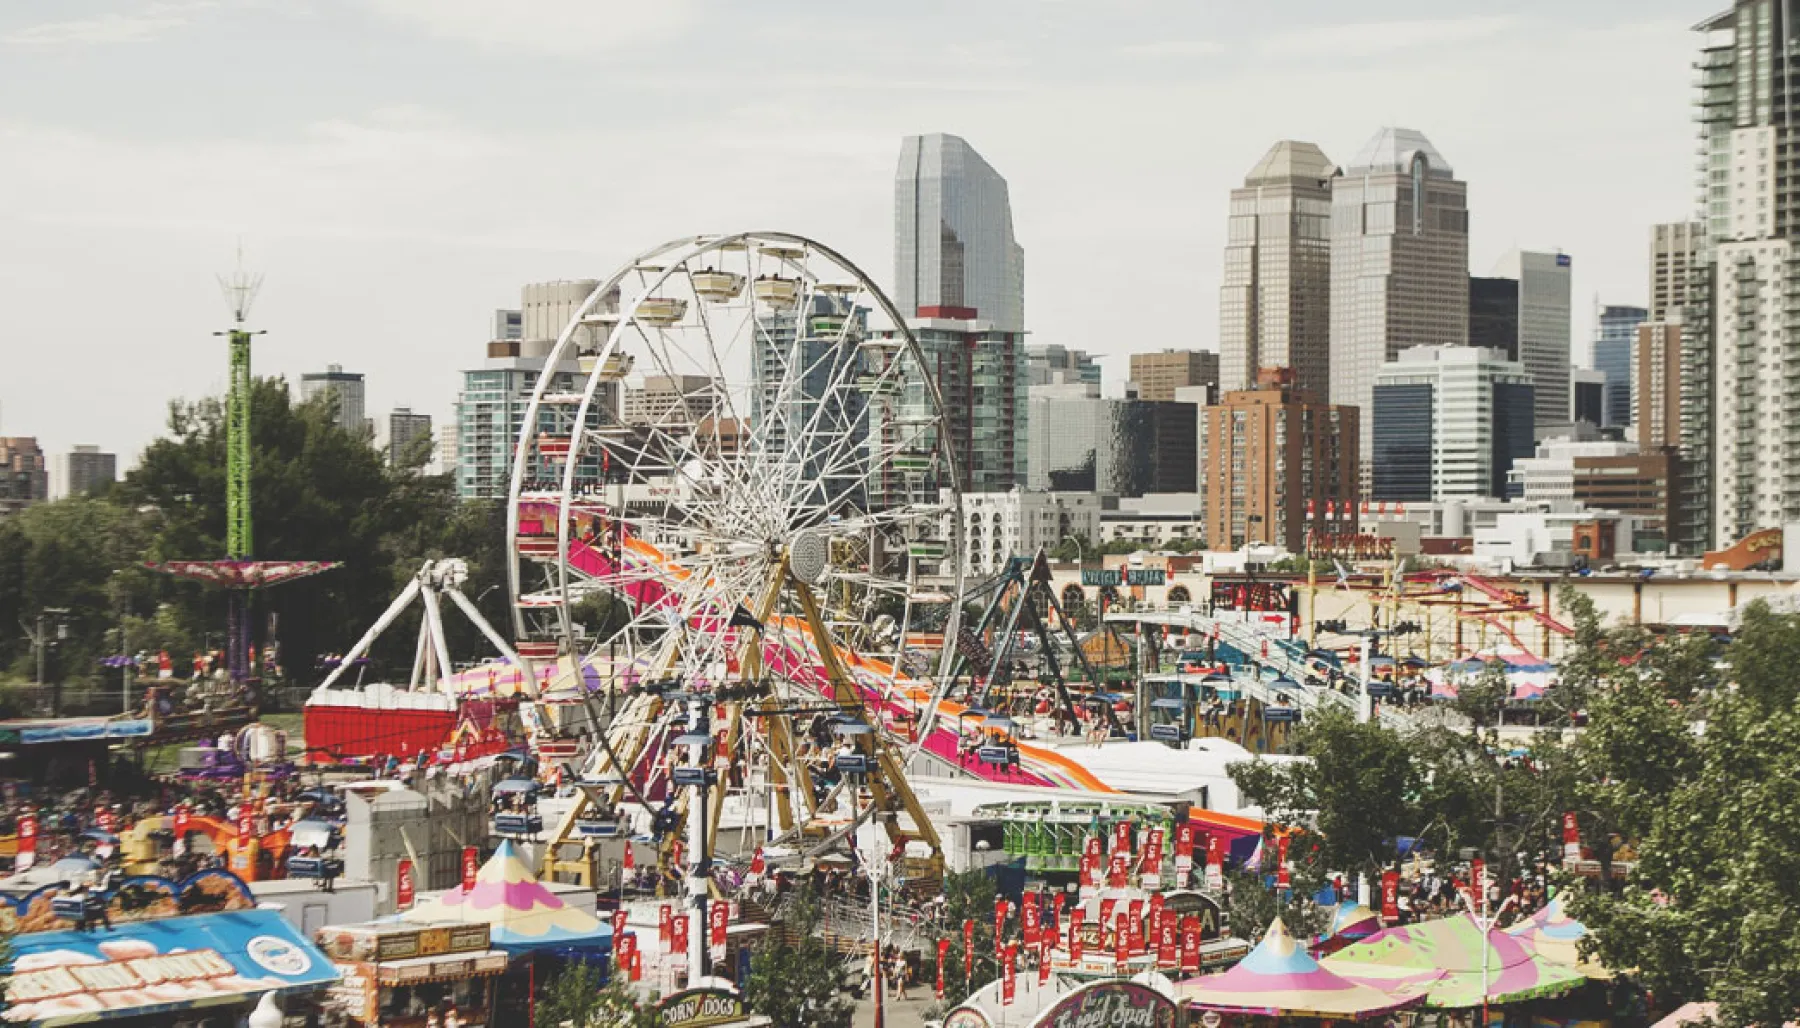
890, 948, 909, 1001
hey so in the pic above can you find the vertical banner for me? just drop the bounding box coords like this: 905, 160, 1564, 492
1099, 897, 1117, 928
659, 904, 673, 945
671, 914, 689, 953
1179, 915, 1202, 973
1107, 853, 1128, 889
963, 920, 974, 981
709, 899, 729, 956
1038, 935, 1052, 985
1070, 920, 1084, 964
936, 939, 949, 999
623, 841, 635, 872
1081, 836, 1102, 897
1127, 899, 1145, 952
1112, 820, 1132, 855
1157, 917, 1178, 968
1275, 834, 1291, 890
670, 839, 684, 869
1149, 893, 1165, 941
615, 930, 636, 970
396, 859, 415, 909
611, 908, 629, 942
1204, 834, 1224, 892
630, 949, 643, 982
1380, 870, 1401, 921
994, 898, 1009, 954
236, 805, 255, 840
15, 811, 36, 871
1471, 859, 1487, 912
1052, 891, 1067, 928
461, 846, 479, 891
1021, 892, 1040, 947
1141, 827, 1166, 889
1113, 914, 1129, 971
1001, 944, 1017, 1006
1562, 811, 1582, 862
172, 806, 190, 856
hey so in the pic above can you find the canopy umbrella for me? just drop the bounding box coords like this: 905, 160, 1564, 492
1177, 918, 1430, 1020
401, 840, 611, 957
1325, 912, 1585, 1008
1504, 895, 1612, 980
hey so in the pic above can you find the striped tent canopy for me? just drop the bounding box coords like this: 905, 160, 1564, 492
1325, 912, 1585, 1008
1504, 895, 1611, 980
1176, 919, 1430, 1020
401, 840, 610, 956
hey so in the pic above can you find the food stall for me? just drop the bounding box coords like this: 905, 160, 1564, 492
313, 921, 509, 1028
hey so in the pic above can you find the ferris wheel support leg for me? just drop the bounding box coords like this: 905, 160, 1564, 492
409, 604, 432, 690
443, 584, 526, 690
319, 578, 423, 691
421, 583, 455, 694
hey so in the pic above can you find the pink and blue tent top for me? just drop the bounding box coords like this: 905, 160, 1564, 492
1504, 895, 1611, 979
1325, 912, 1585, 1008
400, 840, 611, 958
1176, 918, 1430, 1020
1428, 653, 1555, 701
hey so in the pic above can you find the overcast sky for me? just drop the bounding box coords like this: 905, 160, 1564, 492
0, 0, 1704, 465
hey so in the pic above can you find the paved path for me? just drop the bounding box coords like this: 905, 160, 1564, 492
853, 993, 936, 1027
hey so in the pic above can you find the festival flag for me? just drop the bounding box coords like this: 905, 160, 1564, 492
1562, 811, 1582, 862
659, 904, 673, 944
1021, 892, 1040, 946
1001, 944, 1017, 1005
1127, 899, 1145, 952
1038, 937, 1052, 985
936, 939, 949, 999
623, 841, 635, 872
1107, 853, 1128, 889
1276, 834, 1291, 890
616, 930, 636, 969
994, 897, 1009, 954
1179, 916, 1201, 972
1111, 820, 1132, 855
1204, 833, 1224, 891
1141, 827, 1165, 888
461, 846, 479, 891
16, 811, 36, 871
1052, 891, 1067, 926
1149, 893, 1165, 940
749, 847, 766, 876
611, 909, 628, 941
963, 920, 975, 980
1174, 823, 1195, 888
1070, 920, 1084, 963
1113, 914, 1129, 970
1157, 917, 1178, 968
630, 949, 643, 982
1099, 897, 1117, 927
671, 839, 684, 869
710, 900, 729, 953
672, 913, 689, 953
396, 859, 415, 909
1380, 870, 1401, 921
1471, 859, 1487, 912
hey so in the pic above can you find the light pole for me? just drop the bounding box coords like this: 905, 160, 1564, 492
1315, 619, 1420, 725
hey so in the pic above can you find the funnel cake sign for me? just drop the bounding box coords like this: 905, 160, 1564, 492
1037, 981, 1176, 1028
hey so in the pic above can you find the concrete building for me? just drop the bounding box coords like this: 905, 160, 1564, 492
1474, 511, 1645, 571
1571, 367, 1608, 429
385, 408, 433, 468
49, 445, 116, 500
1329, 128, 1470, 476
1027, 383, 1196, 497
1489, 250, 1574, 439
1371, 345, 1536, 503
1128, 349, 1220, 404
877, 314, 1026, 497
1202, 369, 1358, 552
1219, 141, 1335, 397
1646, 221, 1708, 555
492, 308, 523, 341
1468, 277, 1520, 362
1097, 494, 1205, 549
1594, 304, 1647, 428
959, 489, 1100, 576
622, 374, 723, 427
1573, 450, 1676, 542
1636, 320, 1684, 452
754, 294, 871, 505
895, 133, 1024, 332
1650, 222, 1702, 320
300, 364, 368, 436
0, 437, 47, 516
1691, 4, 1800, 546
1025, 344, 1101, 387
1507, 437, 1642, 506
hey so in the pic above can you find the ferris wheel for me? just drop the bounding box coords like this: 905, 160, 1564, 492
503, 232, 965, 737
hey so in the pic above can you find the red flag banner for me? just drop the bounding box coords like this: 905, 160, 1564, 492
611, 909, 628, 940
1022, 892, 1040, 946
1002, 944, 1017, 1005
1141, 827, 1166, 887
396, 859, 415, 909
1113, 914, 1129, 969
1562, 811, 1582, 861
1112, 821, 1132, 854
659, 904, 673, 944
461, 846, 479, 891
1276, 834, 1291, 889
1205, 833, 1224, 891
1070, 920, 1084, 963
1381, 870, 1401, 921
963, 920, 975, 980
672, 913, 689, 952
1158, 917, 1178, 968
710, 900, 729, 949
936, 939, 949, 999
623, 841, 635, 872
1038, 936, 1052, 985
1127, 899, 1146, 952
994, 898, 1009, 954
1107, 853, 1128, 889
1179, 915, 1202, 972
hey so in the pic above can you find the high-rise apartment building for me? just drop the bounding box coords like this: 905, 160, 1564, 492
1693, 3, 1800, 545
1636, 320, 1684, 452
0, 437, 47, 516
876, 315, 1026, 497
1594, 305, 1647, 428
753, 294, 871, 505
1027, 383, 1197, 497
1025, 344, 1101, 387
1370, 346, 1535, 503
387, 408, 433, 468
1219, 141, 1336, 397
1128, 350, 1220, 404
1488, 251, 1573, 439
50, 444, 116, 499
1647, 222, 1708, 553
1202, 369, 1357, 552
493, 309, 523, 342
894, 133, 1024, 332
622, 375, 724, 427
300, 364, 369, 436
1329, 128, 1469, 475
1571, 368, 1608, 429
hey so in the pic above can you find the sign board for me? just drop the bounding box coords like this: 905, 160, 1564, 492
1161, 891, 1223, 941
1209, 581, 1294, 614
1305, 532, 1395, 561
1034, 980, 1178, 1028
1703, 528, 1783, 571
1081, 569, 1122, 587
1125, 568, 1165, 586
317, 922, 491, 963
659, 987, 747, 1028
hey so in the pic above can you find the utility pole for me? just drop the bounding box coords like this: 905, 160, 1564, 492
25, 608, 71, 714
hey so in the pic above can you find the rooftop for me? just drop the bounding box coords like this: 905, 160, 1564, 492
1245, 140, 1337, 186
1346, 127, 1454, 178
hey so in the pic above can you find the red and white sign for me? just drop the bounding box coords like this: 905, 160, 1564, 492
1113, 914, 1130, 969
611, 909, 628, 941
235, 807, 254, 840
15, 811, 36, 871
1562, 811, 1582, 862
1140, 827, 1165, 888
1158, 918, 1178, 968
1021, 892, 1040, 946
963, 920, 975, 980
1107, 853, 1128, 889
1099, 898, 1116, 927
1127, 899, 1145, 952
1204, 834, 1224, 892
1070, 920, 1084, 963
396, 859, 416, 909
709, 900, 729, 953
659, 905, 673, 944
1112, 821, 1132, 854
1174, 823, 1196, 888
936, 939, 949, 999
1179, 915, 1202, 972
1276, 835, 1291, 890
615, 930, 636, 968
622, 842, 635, 872
461, 846, 480, 891
670, 840, 684, 869
1380, 870, 1401, 921
671, 913, 689, 952
1001, 944, 1017, 1005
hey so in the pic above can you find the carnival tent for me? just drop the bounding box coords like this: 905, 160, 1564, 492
1314, 901, 1382, 955
1176, 919, 1430, 1020
1427, 653, 1554, 701
1503, 895, 1611, 980
401, 841, 610, 958
1325, 912, 1584, 1008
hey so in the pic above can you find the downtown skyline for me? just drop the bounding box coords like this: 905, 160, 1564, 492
0, 1, 1699, 463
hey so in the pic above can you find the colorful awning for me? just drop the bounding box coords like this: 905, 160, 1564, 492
400, 841, 610, 956
1325, 912, 1586, 1008
1176, 919, 1430, 1019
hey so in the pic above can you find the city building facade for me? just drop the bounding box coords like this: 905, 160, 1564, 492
1128, 349, 1220, 404
1571, 367, 1608, 429
622, 374, 724, 427
1468, 277, 1520, 362
1329, 128, 1469, 474
1203, 369, 1358, 552
1636, 320, 1684, 452
1370, 345, 1536, 503
1097, 494, 1205, 549
386, 409, 433, 468
1593, 304, 1647, 428
1027, 384, 1196, 497
50, 444, 116, 500
753, 294, 870, 505
959, 489, 1099, 576
1648, 221, 1708, 554
876, 315, 1027, 498
894, 133, 1024, 332
0, 437, 47, 516
1219, 141, 1335, 397
1489, 250, 1574, 439
1025, 344, 1101, 387
1507, 437, 1642, 506
300, 364, 369, 436
1573, 451, 1677, 542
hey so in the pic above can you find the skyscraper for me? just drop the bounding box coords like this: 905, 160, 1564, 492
894, 134, 1024, 332
1489, 251, 1574, 439
1648, 221, 1707, 553
1128, 350, 1220, 404
1025, 344, 1101, 387
1202, 369, 1357, 552
0, 437, 47, 516
1467, 277, 1520, 361
1371, 345, 1535, 503
1637, 321, 1683, 452
1693, 4, 1800, 545
1219, 141, 1336, 397
50, 444, 116, 499
300, 364, 369, 436
1593, 304, 1647, 429
1027, 383, 1197, 497
387, 408, 433, 468
752, 293, 871, 506
1329, 128, 1469, 476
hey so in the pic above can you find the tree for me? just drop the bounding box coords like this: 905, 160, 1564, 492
744, 887, 855, 1028
533, 960, 658, 1028
1571, 601, 1800, 1025
924, 869, 1001, 1016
